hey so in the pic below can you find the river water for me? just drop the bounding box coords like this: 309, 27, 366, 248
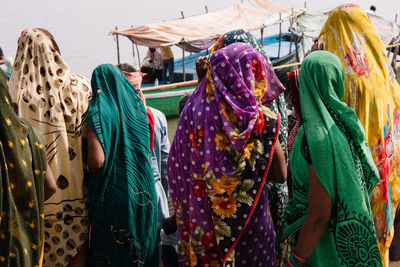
1, 0, 397, 141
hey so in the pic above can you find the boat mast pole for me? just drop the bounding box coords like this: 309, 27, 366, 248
260, 25, 264, 46
182, 41, 186, 82
289, 8, 294, 54
115, 26, 121, 65
278, 13, 282, 59
135, 43, 141, 69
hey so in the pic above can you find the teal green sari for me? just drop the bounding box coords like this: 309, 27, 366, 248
283, 52, 382, 266
87, 64, 157, 266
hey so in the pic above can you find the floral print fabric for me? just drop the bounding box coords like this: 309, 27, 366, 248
168, 43, 280, 266
211, 28, 289, 262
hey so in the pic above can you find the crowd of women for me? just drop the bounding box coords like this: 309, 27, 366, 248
0, 3, 399, 267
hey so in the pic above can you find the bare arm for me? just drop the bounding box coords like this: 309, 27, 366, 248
268, 140, 287, 183
291, 165, 331, 261
87, 131, 105, 173
0, 56, 5, 65
44, 164, 56, 200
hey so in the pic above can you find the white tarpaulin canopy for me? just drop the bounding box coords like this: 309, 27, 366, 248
297, 11, 400, 46
113, 0, 305, 52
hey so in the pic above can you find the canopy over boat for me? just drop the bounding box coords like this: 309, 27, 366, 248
112, 0, 305, 52
297, 11, 400, 45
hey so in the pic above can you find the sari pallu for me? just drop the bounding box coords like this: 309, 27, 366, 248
168, 43, 280, 266
8, 29, 92, 266
283, 51, 381, 266
210, 29, 288, 261
0, 70, 47, 266
318, 5, 400, 265
87, 64, 157, 266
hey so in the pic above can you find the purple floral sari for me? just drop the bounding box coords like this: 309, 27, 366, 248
168, 43, 280, 266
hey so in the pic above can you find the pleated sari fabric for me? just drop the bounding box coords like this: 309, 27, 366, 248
87, 64, 157, 266
8, 29, 92, 266
0, 69, 48, 266
318, 5, 400, 265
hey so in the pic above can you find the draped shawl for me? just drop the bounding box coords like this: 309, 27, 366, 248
317, 6, 400, 264
210, 28, 289, 260
168, 43, 280, 266
283, 51, 381, 266
87, 64, 157, 266
8, 29, 92, 266
0, 69, 47, 266
210, 29, 287, 155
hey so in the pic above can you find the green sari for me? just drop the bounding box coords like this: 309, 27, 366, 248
283, 51, 382, 266
0, 70, 47, 266
87, 64, 157, 266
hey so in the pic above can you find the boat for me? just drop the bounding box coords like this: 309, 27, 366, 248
142, 32, 302, 117
111, 0, 306, 117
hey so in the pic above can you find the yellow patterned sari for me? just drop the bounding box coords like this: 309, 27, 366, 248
318, 5, 400, 266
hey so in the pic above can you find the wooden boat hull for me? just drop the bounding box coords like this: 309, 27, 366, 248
143, 82, 197, 117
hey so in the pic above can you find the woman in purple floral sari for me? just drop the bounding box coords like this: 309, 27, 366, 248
167, 43, 287, 266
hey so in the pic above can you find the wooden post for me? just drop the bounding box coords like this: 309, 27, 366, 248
289, 8, 294, 53
135, 43, 141, 69
182, 43, 186, 82
115, 26, 120, 65
304, 1, 307, 8
181, 11, 185, 19
395, 13, 398, 23
131, 25, 136, 67
205, 6, 208, 13
392, 46, 399, 70
278, 13, 282, 59
260, 27, 264, 46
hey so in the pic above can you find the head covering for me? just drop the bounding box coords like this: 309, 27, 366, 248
284, 51, 381, 265
210, 29, 288, 260
0, 69, 48, 266
122, 71, 143, 90
210, 29, 285, 106
168, 43, 280, 266
120, 70, 154, 149
318, 5, 400, 263
87, 64, 157, 265
8, 28, 92, 266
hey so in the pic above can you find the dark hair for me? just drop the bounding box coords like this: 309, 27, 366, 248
117, 63, 137, 73
149, 48, 156, 53
370, 5, 376, 12
35, 28, 61, 54
178, 92, 192, 114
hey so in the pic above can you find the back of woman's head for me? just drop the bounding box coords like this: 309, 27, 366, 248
35, 28, 61, 54
117, 63, 136, 73
300, 51, 345, 103
208, 42, 280, 107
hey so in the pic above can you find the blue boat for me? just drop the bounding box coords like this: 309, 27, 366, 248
141, 32, 301, 117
